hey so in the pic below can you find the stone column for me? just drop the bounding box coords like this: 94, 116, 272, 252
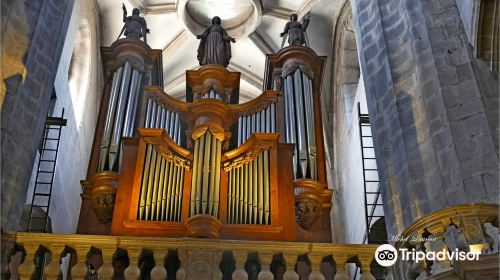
72, 245, 91, 280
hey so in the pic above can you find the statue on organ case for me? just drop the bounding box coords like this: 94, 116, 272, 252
196, 16, 236, 68
117, 4, 150, 43
280, 13, 311, 47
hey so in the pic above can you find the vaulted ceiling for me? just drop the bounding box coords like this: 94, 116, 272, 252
96, 0, 345, 102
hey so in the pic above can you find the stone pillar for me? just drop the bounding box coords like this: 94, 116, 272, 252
350, 0, 499, 236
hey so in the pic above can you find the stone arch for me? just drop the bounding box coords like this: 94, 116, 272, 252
68, 19, 91, 125
476, 0, 499, 74
332, 2, 360, 127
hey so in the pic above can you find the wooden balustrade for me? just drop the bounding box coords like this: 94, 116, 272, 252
5, 231, 379, 280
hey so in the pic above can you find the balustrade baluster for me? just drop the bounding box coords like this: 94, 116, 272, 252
98, 247, 115, 280
308, 254, 325, 280
282, 253, 299, 280
150, 249, 167, 280
123, 247, 141, 280
18, 243, 38, 280
358, 255, 375, 280
71, 245, 90, 280
43, 244, 65, 280
232, 250, 248, 280
332, 254, 349, 280
257, 252, 274, 280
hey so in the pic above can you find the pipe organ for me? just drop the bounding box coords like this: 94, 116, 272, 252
237, 102, 276, 146
226, 146, 271, 225
283, 69, 317, 179
79, 39, 332, 243
98, 60, 143, 172
189, 130, 222, 217
137, 142, 185, 222
143, 96, 182, 145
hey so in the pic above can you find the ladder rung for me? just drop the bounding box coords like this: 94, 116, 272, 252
43, 138, 60, 141
35, 182, 51, 185
32, 205, 48, 208
29, 216, 48, 220
367, 203, 384, 206
41, 148, 58, 151
363, 157, 376, 160
364, 168, 378, 171
33, 193, 51, 196
37, 170, 54, 174
39, 159, 56, 162
365, 192, 380, 194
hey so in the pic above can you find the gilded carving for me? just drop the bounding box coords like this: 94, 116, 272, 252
143, 137, 191, 169
239, 97, 277, 117
92, 191, 116, 223
223, 141, 274, 171
295, 199, 320, 229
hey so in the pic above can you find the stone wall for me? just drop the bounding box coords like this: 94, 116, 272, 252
23, 0, 103, 233
350, 0, 499, 236
1, 0, 76, 231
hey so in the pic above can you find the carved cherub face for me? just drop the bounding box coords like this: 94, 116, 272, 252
290, 14, 298, 22
132, 8, 140, 16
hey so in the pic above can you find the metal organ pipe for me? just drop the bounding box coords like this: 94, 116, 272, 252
226, 149, 271, 225
282, 69, 318, 180
137, 144, 185, 222
189, 131, 222, 217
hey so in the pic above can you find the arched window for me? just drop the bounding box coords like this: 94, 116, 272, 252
68, 19, 91, 125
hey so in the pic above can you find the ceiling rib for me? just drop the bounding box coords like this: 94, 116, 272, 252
162, 29, 190, 59
249, 31, 275, 55
228, 63, 263, 90
263, 6, 293, 20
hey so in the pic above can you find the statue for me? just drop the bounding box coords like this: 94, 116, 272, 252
280, 13, 311, 47
117, 4, 149, 43
196, 16, 236, 68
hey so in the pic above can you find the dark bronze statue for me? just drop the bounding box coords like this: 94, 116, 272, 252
117, 4, 149, 43
196, 16, 236, 68
280, 13, 310, 47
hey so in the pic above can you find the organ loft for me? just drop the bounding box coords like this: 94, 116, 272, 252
2, 0, 499, 280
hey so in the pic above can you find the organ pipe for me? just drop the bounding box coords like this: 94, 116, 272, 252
137, 143, 185, 222
226, 149, 271, 225
189, 131, 222, 217
283, 69, 318, 179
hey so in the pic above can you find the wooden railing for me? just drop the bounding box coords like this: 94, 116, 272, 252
5, 231, 379, 280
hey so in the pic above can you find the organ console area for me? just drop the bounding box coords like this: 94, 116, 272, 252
77, 37, 333, 243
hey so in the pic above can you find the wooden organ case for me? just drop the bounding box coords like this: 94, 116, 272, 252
78, 38, 332, 243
